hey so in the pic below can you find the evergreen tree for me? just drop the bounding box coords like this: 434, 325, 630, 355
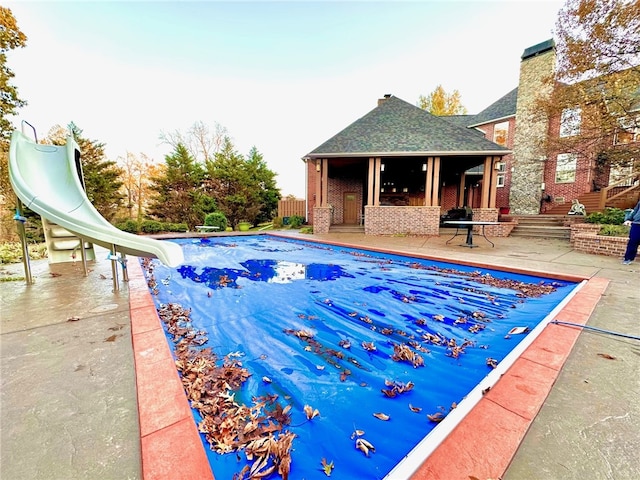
246, 146, 281, 224
46, 123, 124, 221
206, 138, 262, 228
148, 143, 213, 229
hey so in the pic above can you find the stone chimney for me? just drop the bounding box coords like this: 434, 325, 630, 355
378, 94, 392, 106
510, 39, 556, 215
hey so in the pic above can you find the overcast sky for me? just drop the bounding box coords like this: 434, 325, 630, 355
7, 0, 564, 197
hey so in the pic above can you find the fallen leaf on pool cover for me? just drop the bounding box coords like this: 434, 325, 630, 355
355, 437, 376, 457
427, 411, 445, 423
321, 457, 334, 476
409, 404, 422, 413
362, 341, 376, 351
373, 412, 390, 421
304, 404, 320, 420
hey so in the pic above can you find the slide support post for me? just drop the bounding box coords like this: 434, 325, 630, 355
14, 198, 33, 285
110, 244, 119, 292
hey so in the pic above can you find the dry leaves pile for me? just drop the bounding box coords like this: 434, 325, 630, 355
391, 343, 425, 368
155, 301, 296, 480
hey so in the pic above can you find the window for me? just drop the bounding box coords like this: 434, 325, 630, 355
614, 116, 639, 144
493, 121, 509, 146
496, 162, 506, 187
560, 108, 581, 137
555, 153, 577, 183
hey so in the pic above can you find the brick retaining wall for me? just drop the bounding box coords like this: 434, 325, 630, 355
570, 224, 629, 258
313, 207, 332, 234
364, 206, 441, 235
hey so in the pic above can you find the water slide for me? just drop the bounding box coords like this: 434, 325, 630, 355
9, 130, 184, 268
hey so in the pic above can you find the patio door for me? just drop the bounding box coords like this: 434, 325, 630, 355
343, 192, 358, 224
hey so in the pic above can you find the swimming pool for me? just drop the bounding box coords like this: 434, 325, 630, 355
141, 235, 580, 479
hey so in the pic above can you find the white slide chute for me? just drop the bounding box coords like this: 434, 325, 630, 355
9, 130, 184, 267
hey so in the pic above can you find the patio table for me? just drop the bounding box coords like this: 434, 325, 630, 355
443, 220, 500, 248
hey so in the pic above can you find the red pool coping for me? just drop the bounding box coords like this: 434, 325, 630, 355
127, 242, 608, 480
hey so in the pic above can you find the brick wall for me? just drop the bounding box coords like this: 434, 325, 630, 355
477, 118, 516, 211
569, 223, 599, 243
470, 208, 513, 237
328, 178, 363, 224
313, 207, 332, 234
572, 232, 628, 257
440, 185, 459, 211
364, 206, 441, 235
307, 162, 317, 224
570, 223, 630, 257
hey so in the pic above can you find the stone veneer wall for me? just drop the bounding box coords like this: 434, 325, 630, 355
570, 224, 629, 258
313, 207, 332, 234
364, 206, 440, 235
510, 47, 555, 214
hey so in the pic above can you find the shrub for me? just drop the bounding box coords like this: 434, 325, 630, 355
598, 224, 630, 237
272, 217, 283, 229
289, 215, 305, 229
0, 242, 48, 264
204, 212, 228, 231
140, 220, 163, 234
115, 219, 139, 234
585, 207, 626, 225
299, 227, 313, 234
165, 222, 188, 232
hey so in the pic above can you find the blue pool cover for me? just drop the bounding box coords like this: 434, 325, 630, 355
143, 236, 578, 479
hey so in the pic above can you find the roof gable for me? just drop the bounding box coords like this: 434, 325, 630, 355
468, 87, 518, 127
306, 96, 509, 158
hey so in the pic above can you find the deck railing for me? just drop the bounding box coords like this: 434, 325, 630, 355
599, 172, 640, 210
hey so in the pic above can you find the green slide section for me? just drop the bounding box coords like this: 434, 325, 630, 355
9, 130, 183, 267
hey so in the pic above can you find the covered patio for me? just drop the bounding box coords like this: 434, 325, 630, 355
304, 95, 510, 235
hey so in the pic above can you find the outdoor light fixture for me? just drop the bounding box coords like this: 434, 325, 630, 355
421, 163, 427, 171
316, 160, 321, 172
381, 163, 385, 172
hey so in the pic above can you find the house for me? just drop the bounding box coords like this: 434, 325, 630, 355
303, 40, 640, 234
303, 96, 510, 235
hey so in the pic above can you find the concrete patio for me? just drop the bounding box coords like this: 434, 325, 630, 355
1, 231, 638, 479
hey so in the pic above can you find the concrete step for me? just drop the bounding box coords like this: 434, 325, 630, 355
509, 215, 568, 227
329, 225, 365, 233
510, 225, 571, 239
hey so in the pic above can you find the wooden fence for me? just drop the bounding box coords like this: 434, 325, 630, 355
278, 199, 306, 218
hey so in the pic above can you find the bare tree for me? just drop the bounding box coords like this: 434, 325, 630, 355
159, 120, 228, 163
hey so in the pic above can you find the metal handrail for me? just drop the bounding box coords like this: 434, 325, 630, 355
20, 120, 38, 143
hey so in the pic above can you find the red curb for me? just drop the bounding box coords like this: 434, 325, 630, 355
128, 246, 607, 480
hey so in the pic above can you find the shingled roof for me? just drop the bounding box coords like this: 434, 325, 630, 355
305, 95, 509, 159
467, 87, 518, 127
